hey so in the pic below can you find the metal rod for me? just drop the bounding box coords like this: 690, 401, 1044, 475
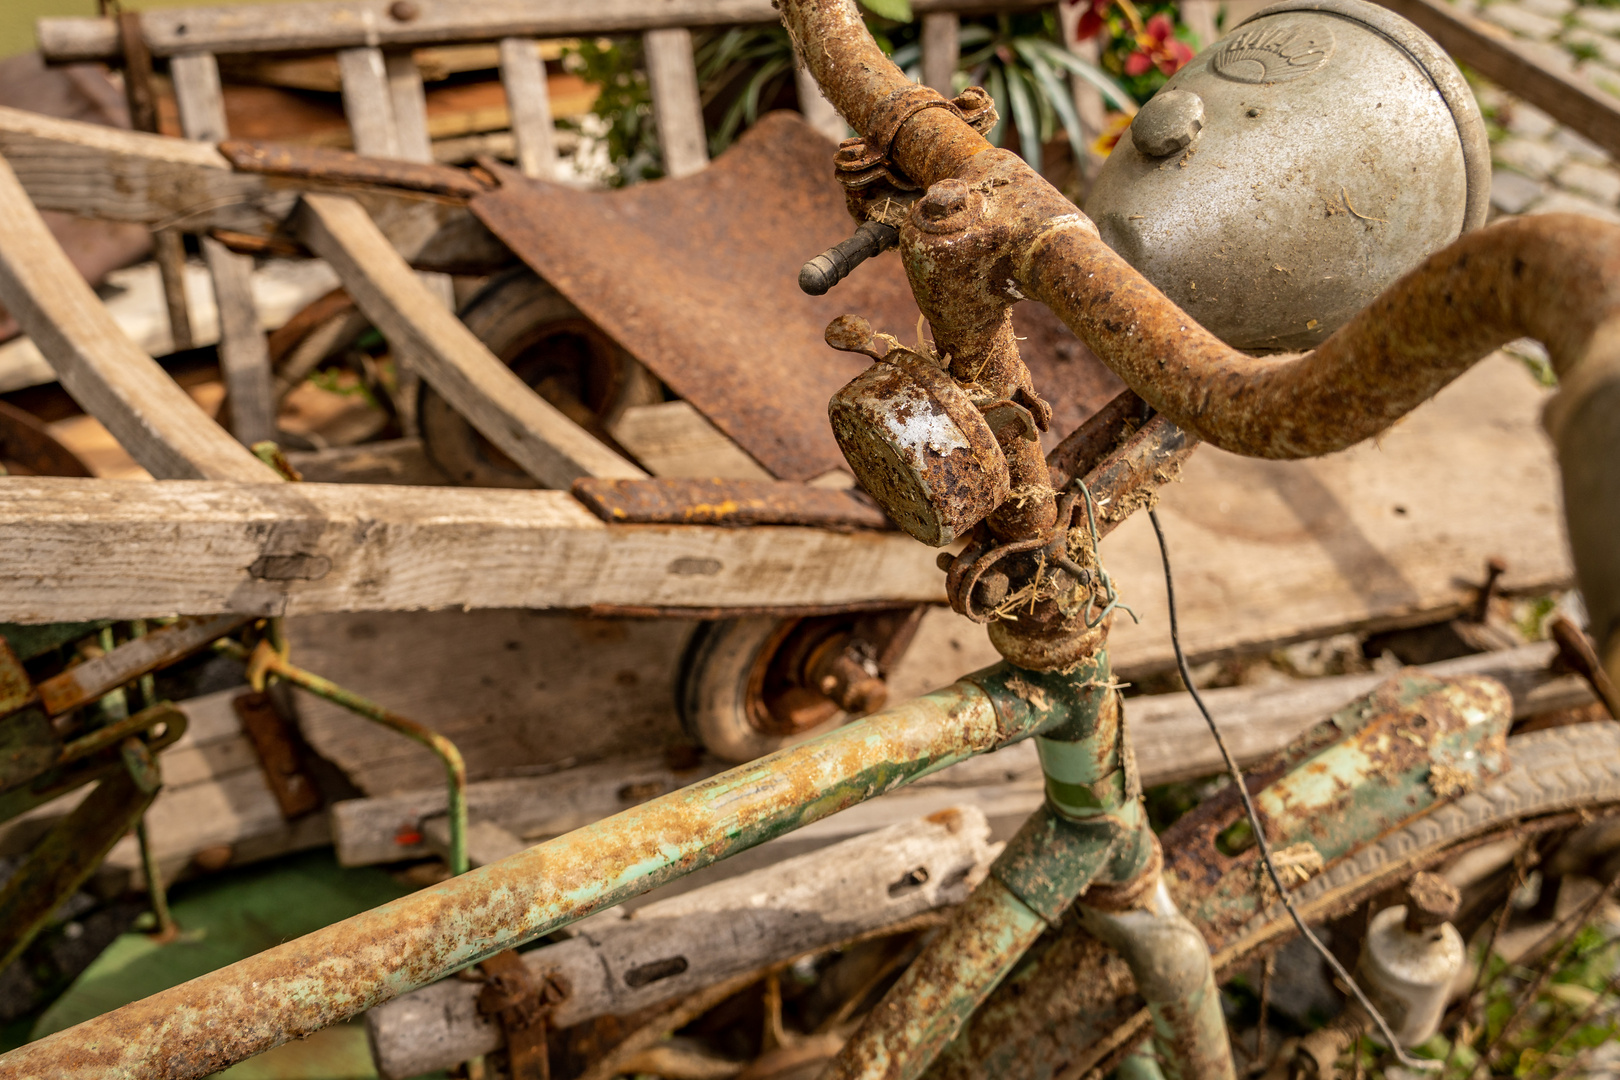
0, 676, 1024, 1078
238, 640, 470, 876
136, 817, 177, 941
57, 702, 184, 767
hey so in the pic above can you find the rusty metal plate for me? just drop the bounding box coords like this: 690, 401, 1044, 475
472, 111, 1121, 481
571, 477, 888, 531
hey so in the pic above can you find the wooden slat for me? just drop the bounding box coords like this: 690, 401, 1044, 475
38, 1, 1052, 62
921, 13, 959, 98
169, 51, 279, 447
498, 37, 559, 179
0, 105, 512, 276
337, 46, 401, 158
0, 153, 275, 482
0, 477, 945, 621
643, 27, 708, 179
1378, 0, 1620, 159
338, 46, 447, 435
385, 51, 435, 163
295, 191, 644, 486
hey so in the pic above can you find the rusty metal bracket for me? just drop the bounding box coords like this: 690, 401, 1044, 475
477, 949, 571, 1080
233, 691, 322, 820
219, 140, 492, 200
570, 477, 889, 531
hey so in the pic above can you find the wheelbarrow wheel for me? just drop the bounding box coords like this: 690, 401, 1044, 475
420, 269, 662, 487
678, 617, 862, 764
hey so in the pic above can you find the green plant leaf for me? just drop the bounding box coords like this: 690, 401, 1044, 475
859, 0, 914, 22
985, 65, 1009, 147
1003, 62, 1041, 173
1017, 38, 1086, 161
1029, 38, 1138, 114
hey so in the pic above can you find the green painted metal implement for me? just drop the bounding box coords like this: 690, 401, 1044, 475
0, 670, 1062, 1079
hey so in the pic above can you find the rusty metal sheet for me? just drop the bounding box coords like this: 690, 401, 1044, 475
220, 139, 490, 200
471, 112, 1120, 481
571, 477, 889, 531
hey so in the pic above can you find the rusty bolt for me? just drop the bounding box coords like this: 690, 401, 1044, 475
918, 179, 971, 223
389, 0, 419, 21
1403, 871, 1461, 933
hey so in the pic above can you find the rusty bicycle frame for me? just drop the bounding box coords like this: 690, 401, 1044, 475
4, 0, 1620, 1075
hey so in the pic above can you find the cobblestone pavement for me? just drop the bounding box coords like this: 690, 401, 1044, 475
1455, 0, 1620, 222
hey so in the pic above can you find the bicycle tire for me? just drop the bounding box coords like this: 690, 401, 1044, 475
922, 721, 1620, 1080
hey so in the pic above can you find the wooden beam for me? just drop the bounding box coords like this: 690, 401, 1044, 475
498, 37, 559, 179
38, 0, 1052, 62
294, 192, 645, 486
1377, 0, 1620, 159
171, 51, 279, 447
0, 477, 943, 621
921, 13, 960, 98
0, 152, 276, 482
0, 106, 512, 275
643, 28, 709, 179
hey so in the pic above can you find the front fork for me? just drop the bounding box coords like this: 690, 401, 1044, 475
820, 649, 1236, 1080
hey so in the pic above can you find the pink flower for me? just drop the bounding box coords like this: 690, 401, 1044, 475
1065, 0, 1114, 41
1125, 13, 1193, 76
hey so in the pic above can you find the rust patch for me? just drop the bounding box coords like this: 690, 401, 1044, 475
220, 139, 489, 199
570, 477, 889, 531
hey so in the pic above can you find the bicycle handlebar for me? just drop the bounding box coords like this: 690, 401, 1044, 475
779, 0, 1620, 678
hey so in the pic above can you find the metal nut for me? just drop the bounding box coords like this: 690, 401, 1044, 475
1130, 89, 1205, 158
911, 178, 986, 234
389, 0, 420, 21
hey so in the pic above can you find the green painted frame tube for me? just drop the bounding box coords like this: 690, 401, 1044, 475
0, 672, 1054, 1079
820, 650, 1167, 1080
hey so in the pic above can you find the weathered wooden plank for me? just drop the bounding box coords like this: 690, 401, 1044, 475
337, 47, 401, 159
0, 152, 276, 482
498, 37, 559, 179
0, 107, 511, 274
38, 0, 1051, 62
1377, 0, 1620, 160
284, 438, 450, 485
366, 809, 995, 1080
0, 478, 946, 621
384, 52, 435, 163
921, 13, 960, 98
170, 52, 279, 447
295, 192, 645, 485
608, 401, 772, 481
643, 27, 709, 179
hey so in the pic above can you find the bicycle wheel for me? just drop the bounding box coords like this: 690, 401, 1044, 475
922, 721, 1620, 1080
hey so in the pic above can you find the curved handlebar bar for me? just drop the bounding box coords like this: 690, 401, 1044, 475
779, 0, 1620, 676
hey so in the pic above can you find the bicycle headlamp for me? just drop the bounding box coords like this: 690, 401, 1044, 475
1086, 0, 1491, 351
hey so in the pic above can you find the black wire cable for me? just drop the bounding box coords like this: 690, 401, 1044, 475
1147, 508, 1440, 1071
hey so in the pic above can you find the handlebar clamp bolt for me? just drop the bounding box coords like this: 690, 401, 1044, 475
913, 179, 985, 235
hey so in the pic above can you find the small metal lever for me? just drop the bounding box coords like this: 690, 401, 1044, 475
799, 220, 900, 296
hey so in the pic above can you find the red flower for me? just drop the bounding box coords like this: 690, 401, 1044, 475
1125, 13, 1193, 76
1065, 0, 1113, 41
